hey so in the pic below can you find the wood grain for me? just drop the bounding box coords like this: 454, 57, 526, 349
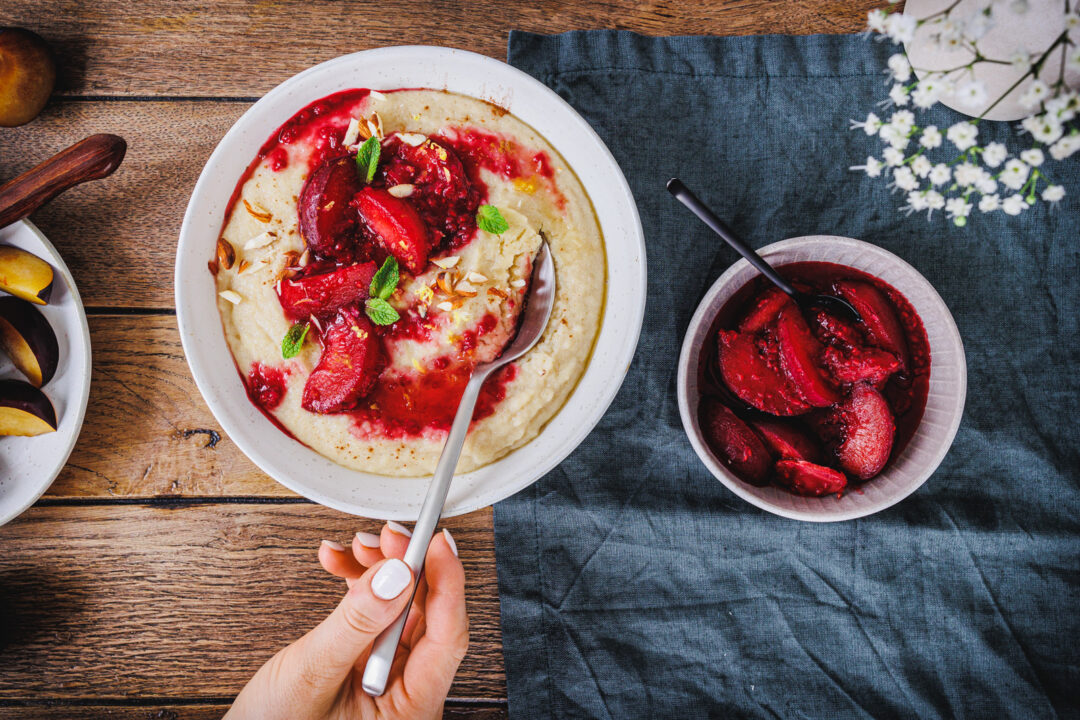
0, 706, 506, 719
8, 1, 882, 97
50, 314, 286, 498
0, 504, 504, 700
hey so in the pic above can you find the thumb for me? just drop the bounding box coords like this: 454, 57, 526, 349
292, 558, 415, 687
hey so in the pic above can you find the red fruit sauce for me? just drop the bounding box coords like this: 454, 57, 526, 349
700, 262, 931, 493
246, 362, 288, 411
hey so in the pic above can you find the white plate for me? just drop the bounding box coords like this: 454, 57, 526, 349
0, 219, 92, 526
176, 46, 647, 520
677, 236, 966, 522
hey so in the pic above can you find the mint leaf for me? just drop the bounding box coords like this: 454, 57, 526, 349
365, 297, 400, 326
356, 136, 380, 183
281, 322, 309, 359
369, 257, 399, 301
477, 204, 509, 235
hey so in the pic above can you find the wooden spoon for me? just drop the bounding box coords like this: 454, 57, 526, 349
0, 134, 127, 228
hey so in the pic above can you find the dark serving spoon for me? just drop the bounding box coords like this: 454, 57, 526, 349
666, 177, 861, 323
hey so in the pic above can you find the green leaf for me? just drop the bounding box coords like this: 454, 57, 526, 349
369, 257, 399, 301
356, 136, 381, 183
281, 322, 310, 359
365, 297, 400, 326
476, 204, 509, 235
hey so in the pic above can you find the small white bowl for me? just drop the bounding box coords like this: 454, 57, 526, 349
677, 235, 966, 522
176, 47, 646, 520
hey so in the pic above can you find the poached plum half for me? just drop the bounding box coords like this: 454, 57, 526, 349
699, 262, 930, 497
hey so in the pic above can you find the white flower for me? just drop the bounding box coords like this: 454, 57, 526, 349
964, 10, 995, 40
1000, 158, 1030, 190
889, 110, 916, 134
851, 112, 882, 135
883, 146, 906, 166
956, 80, 988, 108
1044, 92, 1078, 123
977, 175, 998, 195
880, 123, 910, 150
885, 13, 917, 44
1049, 134, 1080, 160
1011, 50, 1033, 72
887, 53, 912, 82
920, 125, 942, 149
911, 80, 944, 109
954, 162, 981, 187
1019, 80, 1050, 110
850, 156, 884, 178
946, 197, 973, 220
867, 8, 889, 33
1002, 194, 1029, 215
1069, 48, 1080, 72
1022, 114, 1064, 144
893, 166, 920, 191
1042, 184, 1066, 203
1019, 148, 1044, 166
1066, 11, 1080, 32
912, 155, 933, 178
979, 194, 1001, 212
889, 83, 910, 106
924, 189, 946, 217
929, 163, 952, 186
982, 142, 1008, 168
947, 122, 979, 151
906, 191, 929, 213
931, 18, 965, 50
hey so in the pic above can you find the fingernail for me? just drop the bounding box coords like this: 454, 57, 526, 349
355, 531, 381, 548
442, 528, 458, 557
387, 520, 412, 538
371, 559, 412, 600
321, 539, 345, 552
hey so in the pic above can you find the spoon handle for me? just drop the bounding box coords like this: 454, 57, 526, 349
0, 134, 127, 229
361, 367, 490, 697
666, 178, 796, 297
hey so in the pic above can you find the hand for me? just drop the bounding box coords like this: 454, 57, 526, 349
225, 523, 468, 720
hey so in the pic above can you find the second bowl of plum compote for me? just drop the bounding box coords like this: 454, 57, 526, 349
678, 235, 966, 522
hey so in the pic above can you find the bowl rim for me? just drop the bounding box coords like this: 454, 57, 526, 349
175, 46, 647, 519
677, 235, 966, 522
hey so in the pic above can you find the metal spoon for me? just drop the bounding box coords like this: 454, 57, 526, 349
361, 240, 556, 697
666, 178, 861, 323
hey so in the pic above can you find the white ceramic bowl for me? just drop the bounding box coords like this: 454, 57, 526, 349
678, 236, 966, 522
0, 220, 92, 527
176, 47, 646, 520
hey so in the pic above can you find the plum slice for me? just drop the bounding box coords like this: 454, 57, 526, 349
302, 308, 387, 414
739, 287, 794, 333
0, 296, 58, 387
775, 459, 847, 497
716, 329, 811, 416
699, 398, 772, 485
0, 245, 53, 304
834, 280, 910, 370
278, 261, 377, 322
816, 383, 896, 480
749, 418, 820, 463
822, 345, 901, 388
352, 186, 431, 275
0, 379, 56, 435
776, 306, 841, 407
298, 153, 365, 262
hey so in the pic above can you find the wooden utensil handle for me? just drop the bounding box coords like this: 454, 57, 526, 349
0, 134, 127, 228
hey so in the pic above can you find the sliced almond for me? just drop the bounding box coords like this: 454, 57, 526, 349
244, 230, 278, 250
369, 90, 387, 101
219, 289, 243, 304
309, 314, 323, 334
342, 117, 361, 147
242, 198, 273, 223
455, 281, 477, 296
465, 271, 488, 284
299, 248, 311, 267
436, 272, 455, 295
487, 287, 508, 299
367, 111, 383, 139
432, 255, 460, 269
216, 238, 236, 270
282, 250, 301, 268
398, 132, 427, 147
510, 279, 527, 288
388, 183, 414, 198
436, 301, 454, 312
237, 259, 251, 274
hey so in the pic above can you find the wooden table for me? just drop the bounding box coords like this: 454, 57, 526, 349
0, 2, 877, 717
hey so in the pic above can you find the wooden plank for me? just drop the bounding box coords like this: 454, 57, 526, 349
0, 504, 505, 700
0, 101, 244, 310
7, 1, 880, 97
2, 709, 506, 719
48, 314, 285, 498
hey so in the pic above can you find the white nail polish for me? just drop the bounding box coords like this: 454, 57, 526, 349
442, 528, 458, 557
387, 520, 412, 538
321, 539, 345, 552
355, 531, 381, 548
371, 559, 412, 600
